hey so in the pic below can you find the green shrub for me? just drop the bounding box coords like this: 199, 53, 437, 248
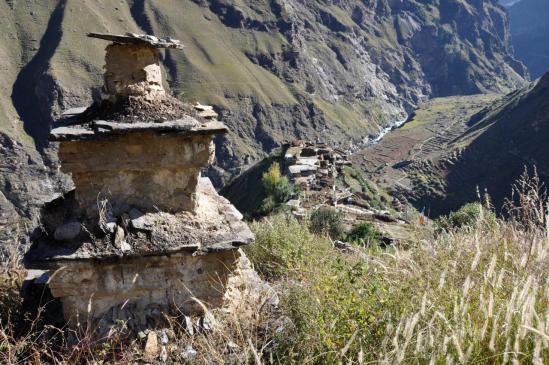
248, 214, 388, 363
246, 214, 334, 279
436, 202, 496, 232
271, 178, 295, 203
260, 195, 277, 215
309, 206, 344, 239
345, 222, 382, 246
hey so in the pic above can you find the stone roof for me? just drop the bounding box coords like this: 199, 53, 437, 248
24, 178, 253, 269
50, 117, 227, 142
49, 101, 227, 142
87, 32, 183, 49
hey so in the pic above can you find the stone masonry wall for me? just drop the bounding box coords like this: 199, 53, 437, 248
58, 132, 214, 215
104, 44, 164, 99
47, 250, 243, 330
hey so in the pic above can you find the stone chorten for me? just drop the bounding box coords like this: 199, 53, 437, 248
24, 33, 259, 335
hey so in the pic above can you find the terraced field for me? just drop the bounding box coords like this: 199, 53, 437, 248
352, 94, 501, 187
351, 93, 507, 217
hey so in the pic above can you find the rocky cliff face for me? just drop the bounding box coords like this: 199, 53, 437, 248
0, 0, 528, 227
508, 0, 549, 79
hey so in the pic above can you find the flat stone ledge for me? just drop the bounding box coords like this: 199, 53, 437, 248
50, 120, 228, 141
61, 107, 88, 117
87, 32, 183, 49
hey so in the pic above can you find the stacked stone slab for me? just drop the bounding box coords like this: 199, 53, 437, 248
24, 33, 261, 336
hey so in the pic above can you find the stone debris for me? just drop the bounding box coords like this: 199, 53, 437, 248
159, 346, 168, 362
103, 221, 117, 234
119, 240, 132, 253
198, 313, 216, 332
181, 345, 198, 361
129, 209, 155, 231
26, 179, 254, 262
183, 315, 194, 336
159, 329, 169, 345
113, 225, 125, 249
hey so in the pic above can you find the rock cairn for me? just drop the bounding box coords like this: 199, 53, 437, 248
24, 33, 265, 338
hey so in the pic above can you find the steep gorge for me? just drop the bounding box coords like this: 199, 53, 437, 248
355, 72, 549, 216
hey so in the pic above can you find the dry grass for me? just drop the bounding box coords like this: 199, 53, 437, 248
375, 214, 549, 364
246, 171, 549, 364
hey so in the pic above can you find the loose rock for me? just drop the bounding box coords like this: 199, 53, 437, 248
144, 331, 159, 361
183, 315, 194, 336
113, 225, 125, 249
104, 221, 117, 233
181, 345, 197, 361
160, 345, 168, 362
159, 329, 169, 345
120, 240, 131, 252
131, 213, 154, 231
198, 313, 216, 332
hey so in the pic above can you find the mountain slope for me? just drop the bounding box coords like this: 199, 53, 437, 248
356, 72, 549, 216
508, 0, 549, 79
0, 0, 528, 226
438, 72, 549, 212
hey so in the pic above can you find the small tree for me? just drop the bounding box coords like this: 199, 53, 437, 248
262, 162, 284, 194
436, 203, 483, 232
261, 162, 296, 214
309, 207, 344, 239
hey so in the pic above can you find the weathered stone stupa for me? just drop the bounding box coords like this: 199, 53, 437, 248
24, 33, 259, 334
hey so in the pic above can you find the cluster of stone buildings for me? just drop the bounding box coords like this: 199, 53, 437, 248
284, 140, 352, 192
